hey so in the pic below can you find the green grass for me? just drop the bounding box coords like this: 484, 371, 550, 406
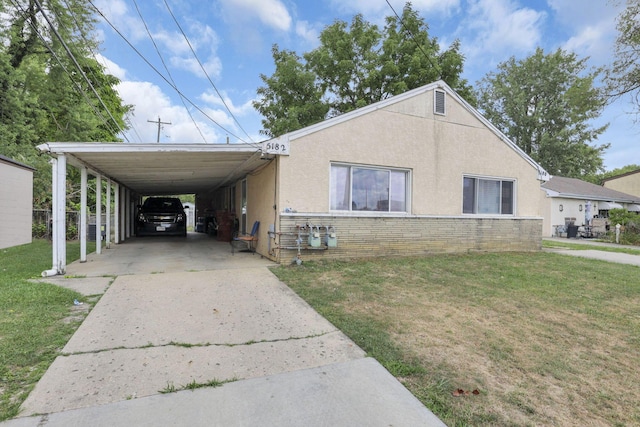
0, 240, 95, 421
271, 252, 640, 426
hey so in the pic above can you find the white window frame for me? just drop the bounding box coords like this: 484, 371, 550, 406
462, 175, 516, 215
330, 163, 411, 213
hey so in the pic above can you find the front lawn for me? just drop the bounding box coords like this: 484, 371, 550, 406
272, 252, 640, 426
0, 240, 95, 421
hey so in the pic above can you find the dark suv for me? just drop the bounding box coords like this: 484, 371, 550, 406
136, 197, 187, 236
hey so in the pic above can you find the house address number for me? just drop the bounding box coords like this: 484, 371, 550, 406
262, 140, 290, 156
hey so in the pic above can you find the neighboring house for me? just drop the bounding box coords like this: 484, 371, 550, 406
602, 168, 640, 198
200, 80, 550, 262
0, 155, 35, 249
540, 176, 640, 237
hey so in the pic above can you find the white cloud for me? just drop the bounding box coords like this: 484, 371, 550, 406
464, 0, 545, 54
548, 0, 622, 66
170, 56, 222, 79
116, 81, 225, 143
201, 90, 255, 116
295, 20, 321, 45
92, 0, 128, 22
95, 54, 127, 80
329, 0, 460, 16
223, 0, 292, 31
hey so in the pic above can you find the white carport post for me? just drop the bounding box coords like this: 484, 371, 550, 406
114, 183, 120, 244
106, 179, 111, 249
96, 175, 102, 255
125, 188, 132, 239
43, 154, 66, 277
80, 166, 88, 262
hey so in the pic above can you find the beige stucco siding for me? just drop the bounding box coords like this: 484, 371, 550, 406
0, 162, 33, 249
244, 161, 277, 255
603, 173, 640, 198
278, 88, 542, 217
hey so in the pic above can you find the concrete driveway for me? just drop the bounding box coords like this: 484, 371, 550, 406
7, 233, 444, 426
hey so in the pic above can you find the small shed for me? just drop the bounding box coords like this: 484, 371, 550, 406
0, 155, 35, 249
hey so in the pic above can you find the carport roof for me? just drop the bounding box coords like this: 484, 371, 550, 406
38, 142, 265, 195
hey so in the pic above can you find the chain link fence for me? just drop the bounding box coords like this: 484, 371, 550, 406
32, 210, 112, 241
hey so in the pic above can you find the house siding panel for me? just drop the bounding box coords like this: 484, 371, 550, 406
0, 160, 33, 249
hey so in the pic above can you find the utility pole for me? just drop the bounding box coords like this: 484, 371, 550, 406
147, 117, 171, 142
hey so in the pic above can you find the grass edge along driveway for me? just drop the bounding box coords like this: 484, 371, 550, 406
0, 240, 96, 421
272, 252, 640, 427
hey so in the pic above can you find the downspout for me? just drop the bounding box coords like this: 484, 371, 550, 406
80, 167, 87, 262
42, 153, 67, 276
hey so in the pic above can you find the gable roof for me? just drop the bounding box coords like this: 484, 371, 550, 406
601, 168, 640, 183
268, 80, 550, 181
542, 176, 640, 203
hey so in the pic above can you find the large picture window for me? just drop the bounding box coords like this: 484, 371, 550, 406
331, 164, 408, 212
463, 176, 514, 215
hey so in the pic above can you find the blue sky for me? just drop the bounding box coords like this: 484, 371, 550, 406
92, 0, 637, 171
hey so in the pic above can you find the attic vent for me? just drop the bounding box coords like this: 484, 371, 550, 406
434, 89, 446, 115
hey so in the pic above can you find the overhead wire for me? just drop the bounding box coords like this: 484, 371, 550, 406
87, 0, 251, 145
9, 0, 129, 142
384, 0, 442, 79
162, 0, 256, 144
131, 0, 207, 143
31, 0, 131, 141
59, 0, 143, 142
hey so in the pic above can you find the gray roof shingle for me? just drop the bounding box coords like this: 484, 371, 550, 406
541, 176, 640, 203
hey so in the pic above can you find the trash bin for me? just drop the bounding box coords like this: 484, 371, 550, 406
88, 224, 106, 241
567, 225, 578, 238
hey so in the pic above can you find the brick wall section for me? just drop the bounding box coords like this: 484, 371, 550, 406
273, 214, 542, 262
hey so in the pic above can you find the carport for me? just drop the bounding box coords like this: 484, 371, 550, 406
37, 142, 265, 276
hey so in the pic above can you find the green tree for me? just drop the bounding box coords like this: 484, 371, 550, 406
255, 2, 473, 137
380, 3, 474, 102
0, 0, 131, 208
475, 48, 609, 177
607, 0, 640, 117
253, 46, 328, 138
582, 163, 640, 184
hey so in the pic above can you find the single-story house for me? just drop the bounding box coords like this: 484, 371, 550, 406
0, 155, 35, 249
602, 168, 640, 198
540, 175, 640, 237
201, 80, 549, 262
38, 80, 550, 275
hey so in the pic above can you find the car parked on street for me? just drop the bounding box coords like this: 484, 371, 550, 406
136, 197, 187, 236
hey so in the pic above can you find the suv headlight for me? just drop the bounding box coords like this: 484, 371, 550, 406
177, 213, 185, 222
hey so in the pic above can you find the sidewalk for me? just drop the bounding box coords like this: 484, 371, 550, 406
543, 237, 640, 267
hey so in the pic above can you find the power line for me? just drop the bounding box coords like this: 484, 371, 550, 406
147, 117, 171, 143
9, 0, 128, 141
59, 0, 142, 142
384, 0, 441, 79
162, 0, 255, 143
57, 0, 140, 140
88, 0, 251, 145
132, 0, 207, 143
32, 0, 131, 141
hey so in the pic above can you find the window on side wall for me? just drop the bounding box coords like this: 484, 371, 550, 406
331, 164, 409, 212
463, 176, 514, 215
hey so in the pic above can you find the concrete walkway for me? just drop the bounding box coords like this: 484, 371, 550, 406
543, 237, 640, 267
4, 233, 445, 426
